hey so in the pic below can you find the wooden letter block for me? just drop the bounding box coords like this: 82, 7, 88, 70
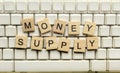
74, 39, 86, 53
53, 20, 67, 34
38, 18, 51, 34
68, 22, 80, 36
31, 37, 43, 50
83, 21, 96, 36
45, 37, 58, 50
22, 18, 35, 32
15, 35, 28, 49
87, 37, 99, 50
58, 37, 70, 52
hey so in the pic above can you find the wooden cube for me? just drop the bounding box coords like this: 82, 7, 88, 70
87, 37, 98, 50
74, 39, 86, 53
31, 36, 43, 50
68, 22, 80, 35
22, 18, 35, 32
58, 37, 70, 52
15, 35, 28, 49
53, 20, 67, 34
83, 21, 96, 36
45, 37, 58, 50
38, 18, 51, 34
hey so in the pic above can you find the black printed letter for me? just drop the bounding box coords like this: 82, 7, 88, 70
87, 25, 93, 31
48, 40, 54, 47
61, 42, 67, 48
18, 39, 23, 45
89, 40, 95, 47
34, 40, 40, 47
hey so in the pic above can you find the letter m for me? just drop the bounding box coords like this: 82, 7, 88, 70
24, 22, 31, 29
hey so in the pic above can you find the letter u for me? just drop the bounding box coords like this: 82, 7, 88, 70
34, 40, 40, 47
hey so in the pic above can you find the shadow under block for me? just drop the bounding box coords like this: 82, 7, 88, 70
22, 18, 35, 32
31, 36, 43, 50
15, 35, 28, 49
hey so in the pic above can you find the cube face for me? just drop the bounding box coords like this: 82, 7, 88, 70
74, 39, 86, 53
82, 14, 92, 24
106, 14, 116, 25
6, 26, 16, 36
101, 2, 110, 12
102, 37, 112, 48
17, 2, 27, 12
41, 2, 51, 12
87, 37, 98, 50
38, 18, 51, 34
15, 35, 28, 49
28, 2, 39, 12
5, 2, 15, 11
65, 2, 75, 12
111, 26, 120, 36
3, 49, 13, 59
45, 37, 58, 50
22, 18, 35, 32
0, 26, 4, 36
53, 20, 66, 34
53, 2, 63, 12
99, 26, 109, 36
58, 38, 70, 52
31, 37, 43, 50
113, 37, 120, 47
83, 21, 96, 36
89, 2, 98, 12
11, 14, 22, 25
68, 22, 80, 35
94, 14, 104, 25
